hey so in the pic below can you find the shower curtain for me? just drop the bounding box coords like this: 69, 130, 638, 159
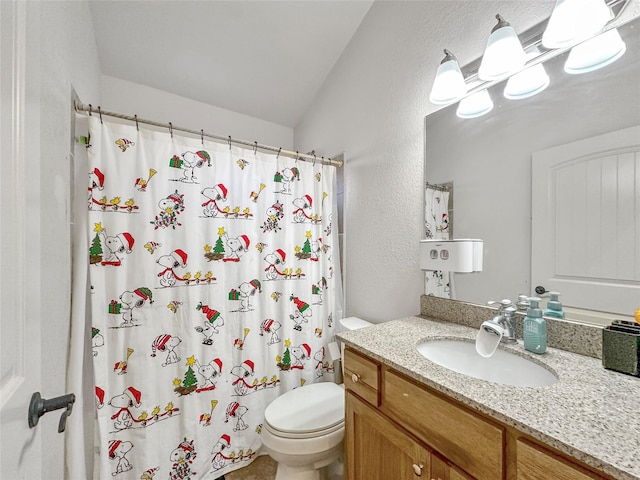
424, 186, 450, 298
86, 116, 342, 479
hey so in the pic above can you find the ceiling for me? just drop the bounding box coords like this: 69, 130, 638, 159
89, 0, 374, 128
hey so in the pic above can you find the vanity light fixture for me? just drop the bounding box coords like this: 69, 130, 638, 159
456, 89, 494, 119
564, 28, 627, 74
503, 49, 551, 100
542, 0, 613, 49
429, 49, 467, 105
478, 14, 527, 81
428, 0, 630, 116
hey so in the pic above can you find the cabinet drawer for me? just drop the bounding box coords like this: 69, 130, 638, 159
344, 348, 380, 406
516, 439, 604, 480
382, 368, 503, 480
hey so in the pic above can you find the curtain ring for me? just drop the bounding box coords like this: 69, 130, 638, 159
168, 122, 173, 138
313, 153, 316, 167
88, 104, 92, 116
254, 141, 258, 155
277, 147, 281, 159
201, 129, 204, 146
295, 151, 299, 163
134, 114, 139, 131
98, 106, 103, 124
228, 136, 232, 150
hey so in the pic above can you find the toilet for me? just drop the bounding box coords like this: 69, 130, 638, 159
261, 317, 372, 480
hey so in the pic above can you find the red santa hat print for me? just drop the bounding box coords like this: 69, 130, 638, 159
304, 194, 312, 206
108, 440, 121, 459
260, 318, 274, 334
171, 249, 188, 267
275, 249, 286, 263
92, 167, 105, 188
151, 334, 172, 356
241, 360, 254, 376
214, 183, 228, 200
212, 357, 223, 373
124, 386, 142, 408
300, 343, 311, 358
239, 235, 250, 251
225, 402, 240, 420
95, 386, 105, 408
219, 434, 231, 448
117, 232, 134, 254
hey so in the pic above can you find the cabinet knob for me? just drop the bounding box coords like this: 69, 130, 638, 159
412, 463, 423, 476
351, 373, 360, 383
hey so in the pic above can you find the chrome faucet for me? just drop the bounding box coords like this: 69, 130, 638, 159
486, 299, 517, 344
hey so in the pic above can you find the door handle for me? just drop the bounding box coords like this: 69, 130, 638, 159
28, 392, 76, 433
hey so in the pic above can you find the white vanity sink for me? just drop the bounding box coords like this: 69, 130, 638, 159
416, 339, 558, 387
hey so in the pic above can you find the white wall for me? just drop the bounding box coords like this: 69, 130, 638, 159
100, 76, 294, 149
293, 1, 554, 322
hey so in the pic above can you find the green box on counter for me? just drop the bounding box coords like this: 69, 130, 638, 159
602, 323, 640, 377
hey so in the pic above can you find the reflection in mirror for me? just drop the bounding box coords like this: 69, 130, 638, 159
425, 17, 639, 322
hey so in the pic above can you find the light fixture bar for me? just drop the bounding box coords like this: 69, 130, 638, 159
459, 0, 630, 98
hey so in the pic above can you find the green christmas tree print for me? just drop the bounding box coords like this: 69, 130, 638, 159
183, 366, 197, 388
90, 232, 103, 264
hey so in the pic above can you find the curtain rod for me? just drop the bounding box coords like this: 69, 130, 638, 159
73, 101, 343, 168
425, 182, 451, 192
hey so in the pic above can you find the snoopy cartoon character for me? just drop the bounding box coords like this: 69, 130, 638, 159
292, 195, 313, 223
108, 439, 134, 476
194, 305, 224, 345
289, 296, 312, 331
169, 438, 197, 479
151, 334, 182, 367
118, 287, 153, 327
290, 344, 312, 370
157, 249, 188, 287
225, 402, 249, 432
201, 184, 227, 217
237, 279, 261, 312
108, 386, 142, 430
279, 167, 300, 194
178, 150, 210, 183
264, 249, 286, 280
196, 358, 223, 391
224, 233, 250, 262
230, 360, 255, 396
259, 319, 281, 345
100, 231, 134, 266
211, 434, 232, 471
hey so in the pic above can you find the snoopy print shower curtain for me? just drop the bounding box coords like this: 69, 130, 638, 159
87, 116, 342, 479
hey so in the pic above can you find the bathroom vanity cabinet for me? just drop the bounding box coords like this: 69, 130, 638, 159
343, 347, 609, 480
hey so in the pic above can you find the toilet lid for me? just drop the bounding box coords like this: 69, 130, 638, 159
264, 382, 344, 435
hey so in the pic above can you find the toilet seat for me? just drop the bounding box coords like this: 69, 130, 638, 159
264, 382, 345, 439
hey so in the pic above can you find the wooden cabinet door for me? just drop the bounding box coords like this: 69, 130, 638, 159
516, 439, 604, 480
346, 391, 430, 480
431, 454, 475, 480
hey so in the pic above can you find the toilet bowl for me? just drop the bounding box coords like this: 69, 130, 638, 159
261, 317, 372, 480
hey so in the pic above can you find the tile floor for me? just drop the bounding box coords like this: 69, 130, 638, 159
224, 455, 277, 480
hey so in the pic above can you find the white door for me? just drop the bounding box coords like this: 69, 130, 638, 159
532, 125, 640, 315
0, 2, 63, 477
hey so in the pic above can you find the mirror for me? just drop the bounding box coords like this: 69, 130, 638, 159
425, 17, 640, 320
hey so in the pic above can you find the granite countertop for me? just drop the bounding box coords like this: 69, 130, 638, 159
337, 316, 640, 480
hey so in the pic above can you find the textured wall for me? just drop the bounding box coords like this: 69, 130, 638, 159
294, 1, 554, 323
101, 76, 294, 149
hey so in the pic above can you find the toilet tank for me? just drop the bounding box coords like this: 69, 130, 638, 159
339, 316, 373, 331
335, 317, 372, 383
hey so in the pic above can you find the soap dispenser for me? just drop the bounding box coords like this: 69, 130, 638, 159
524, 297, 547, 354
544, 291, 565, 319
